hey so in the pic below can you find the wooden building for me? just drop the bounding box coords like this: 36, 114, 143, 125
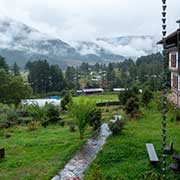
158, 19, 180, 106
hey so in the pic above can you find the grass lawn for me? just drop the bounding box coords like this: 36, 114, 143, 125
73, 93, 119, 103
84, 99, 180, 179
0, 125, 91, 180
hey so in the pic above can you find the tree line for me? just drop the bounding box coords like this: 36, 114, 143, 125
0, 52, 166, 105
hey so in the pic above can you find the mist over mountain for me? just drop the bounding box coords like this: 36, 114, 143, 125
71, 36, 157, 60
0, 17, 157, 69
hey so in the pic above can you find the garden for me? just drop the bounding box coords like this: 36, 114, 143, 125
0, 89, 180, 180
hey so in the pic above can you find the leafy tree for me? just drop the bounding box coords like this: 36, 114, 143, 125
0, 69, 32, 105
6, 76, 32, 105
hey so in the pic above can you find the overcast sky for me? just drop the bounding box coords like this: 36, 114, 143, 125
0, 0, 179, 41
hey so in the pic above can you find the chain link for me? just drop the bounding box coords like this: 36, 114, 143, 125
162, 0, 167, 178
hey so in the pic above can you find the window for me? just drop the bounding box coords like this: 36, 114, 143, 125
173, 74, 178, 89
171, 54, 177, 68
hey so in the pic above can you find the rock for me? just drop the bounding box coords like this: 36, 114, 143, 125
51, 122, 112, 180
51, 175, 60, 180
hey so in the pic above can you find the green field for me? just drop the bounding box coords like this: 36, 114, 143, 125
84, 98, 180, 180
0, 125, 91, 180
73, 93, 119, 103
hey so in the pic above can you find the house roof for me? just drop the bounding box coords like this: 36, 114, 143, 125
113, 88, 126, 92
83, 88, 104, 93
157, 29, 180, 44
176, 19, 180, 23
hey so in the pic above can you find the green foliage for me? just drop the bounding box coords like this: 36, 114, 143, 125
61, 91, 72, 110
46, 104, 60, 123
12, 62, 20, 76
168, 103, 180, 122
88, 108, 102, 130
0, 69, 32, 105
69, 98, 96, 139
27, 121, 41, 131
119, 90, 133, 105
69, 123, 76, 132
109, 119, 125, 135
124, 97, 140, 117
27, 104, 47, 123
26, 60, 66, 94
86, 164, 105, 180
142, 170, 163, 180
65, 66, 78, 89
119, 87, 139, 105
0, 104, 17, 128
141, 89, 153, 106
0, 55, 8, 71
27, 103, 61, 127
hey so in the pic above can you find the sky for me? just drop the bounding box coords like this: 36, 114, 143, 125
0, 0, 179, 42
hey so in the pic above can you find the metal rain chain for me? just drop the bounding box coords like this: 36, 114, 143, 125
162, 0, 167, 178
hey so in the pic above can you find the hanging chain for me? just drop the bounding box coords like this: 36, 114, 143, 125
162, 0, 167, 178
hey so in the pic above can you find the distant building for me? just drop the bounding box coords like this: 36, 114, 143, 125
21, 99, 61, 107
113, 88, 126, 92
91, 76, 102, 82
158, 19, 180, 106
76, 88, 104, 95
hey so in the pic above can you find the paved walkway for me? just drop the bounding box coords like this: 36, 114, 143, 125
51, 123, 111, 180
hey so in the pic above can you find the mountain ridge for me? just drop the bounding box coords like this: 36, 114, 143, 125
0, 17, 156, 69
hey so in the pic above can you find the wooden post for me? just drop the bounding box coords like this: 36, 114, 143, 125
0, 148, 5, 159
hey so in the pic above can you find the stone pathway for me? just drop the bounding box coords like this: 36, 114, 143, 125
51, 123, 112, 180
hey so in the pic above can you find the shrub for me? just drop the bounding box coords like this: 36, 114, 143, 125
168, 103, 180, 122
88, 108, 102, 130
16, 107, 29, 117
0, 104, 17, 128
108, 119, 125, 135
0, 114, 9, 128
27, 104, 47, 123
46, 104, 60, 123
61, 91, 72, 110
6, 108, 18, 124
58, 120, 65, 127
69, 124, 76, 132
119, 87, 139, 105
69, 98, 96, 139
141, 89, 153, 106
28, 121, 41, 131
124, 97, 140, 118
17, 117, 33, 125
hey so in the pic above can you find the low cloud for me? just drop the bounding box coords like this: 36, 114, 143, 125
0, 0, 180, 42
